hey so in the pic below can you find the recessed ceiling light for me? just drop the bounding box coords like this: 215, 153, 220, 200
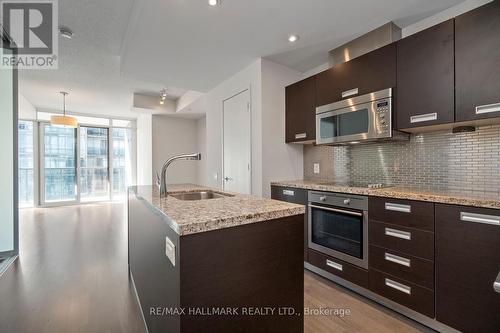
288, 34, 299, 43
208, 0, 220, 6
59, 26, 73, 39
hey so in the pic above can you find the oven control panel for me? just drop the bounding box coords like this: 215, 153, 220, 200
376, 99, 391, 133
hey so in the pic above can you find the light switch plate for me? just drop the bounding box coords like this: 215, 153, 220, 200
313, 163, 320, 174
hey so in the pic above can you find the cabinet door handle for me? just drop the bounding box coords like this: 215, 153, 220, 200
385, 227, 411, 240
410, 113, 437, 123
494, 271, 500, 294
385, 202, 412, 213
475, 102, 500, 115
385, 252, 411, 267
460, 212, 500, 226
385, 278, 412, 295
326, 259, 343, 271
295, 133, 307, 139
342, 88, 359, 98
282, 189, 295, 196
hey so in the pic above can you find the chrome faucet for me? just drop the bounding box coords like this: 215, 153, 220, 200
156, 153, 201, 197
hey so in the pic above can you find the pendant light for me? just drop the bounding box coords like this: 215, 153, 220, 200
50, 91, 77, 128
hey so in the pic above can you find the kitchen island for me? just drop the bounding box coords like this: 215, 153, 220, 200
128, 184, 305, 333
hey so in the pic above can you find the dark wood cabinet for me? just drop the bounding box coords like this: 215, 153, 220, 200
396, 19, 455, 129
435, 204, 500, 332
455, 1, 500, 122
315, 43, 396, 107
369, 268, 435, 318
369, 197, 435, 232
285, 77, 316, 143
271, 185, 308, 261
308, 249, 369, 289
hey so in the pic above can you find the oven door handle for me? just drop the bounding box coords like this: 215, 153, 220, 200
309, 204, 363, 217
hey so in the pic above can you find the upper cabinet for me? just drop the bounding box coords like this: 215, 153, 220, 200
455, 1, 500, 122
285, 76, 316, 143
396, 20, 455, 130
315, 43, 397, 107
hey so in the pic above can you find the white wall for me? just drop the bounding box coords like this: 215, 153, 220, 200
136, 113, 152, 185
152, 116, 200, 185
196, 117, 207, 185
202, 58, 305, 197
261, 59, 303, 198
0, 65, 15, 253
18, 93, 36, 120
204, 59, 262, 194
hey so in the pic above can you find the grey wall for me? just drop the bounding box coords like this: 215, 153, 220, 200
152, 116, 200, 185
304, 125, 500, 192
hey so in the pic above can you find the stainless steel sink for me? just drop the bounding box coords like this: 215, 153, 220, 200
170, 191, 233, 201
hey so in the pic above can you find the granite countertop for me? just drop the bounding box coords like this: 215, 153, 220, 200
271, 179, 500, 210
129, 184, 305, 236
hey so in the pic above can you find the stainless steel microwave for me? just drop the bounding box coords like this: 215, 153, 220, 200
315, 88, 408, 145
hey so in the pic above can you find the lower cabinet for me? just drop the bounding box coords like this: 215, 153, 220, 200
271, 185, 308, 261
435, 204, 500, 333
308, 249, 369, 289
369, 269, 435, 318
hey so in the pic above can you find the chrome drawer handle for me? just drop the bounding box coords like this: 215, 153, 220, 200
385, 202, 411, 213
460, 212, 500, 226
342, 88, 359, 98
385, 278, 411, 295
326, 259, 343, 271
295, 133, 307, 139
385, 252, 411, 267
385, 227, 411, 240
494, 271, 500, 294
475, 102, 500, 115
410, 113, 437, 123
282, 190, 295, 196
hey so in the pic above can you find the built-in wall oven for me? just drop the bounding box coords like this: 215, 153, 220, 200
308, 191, 368, 269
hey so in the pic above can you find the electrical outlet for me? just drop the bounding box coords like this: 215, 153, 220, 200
313, 163, 320, 174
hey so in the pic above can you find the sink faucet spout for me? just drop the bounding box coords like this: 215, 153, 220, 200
157, 153, 201, 197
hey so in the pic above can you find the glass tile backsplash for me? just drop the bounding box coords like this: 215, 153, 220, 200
303, 125, 500, 192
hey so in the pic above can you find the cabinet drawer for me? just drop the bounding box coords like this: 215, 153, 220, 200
271, 185, 308, 261
308, 249, 368, 289
271, 186, 307, 205
369, 245, 434, 290
369, 221, 434, 261
369, 197, 434, 232
369, 269, 435, 318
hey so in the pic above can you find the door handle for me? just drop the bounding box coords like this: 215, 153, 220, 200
494, 271, 500, 293
224, 176, 233, 182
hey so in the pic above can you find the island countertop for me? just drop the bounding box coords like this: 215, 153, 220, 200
129, 184, 305, 236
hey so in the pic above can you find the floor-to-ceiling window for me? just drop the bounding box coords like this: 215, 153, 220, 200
80, 127, 109, 202
112, 127, 133, 198
18, 113, 136, 207
18, 121, 34, 207
41, 124, 77, 204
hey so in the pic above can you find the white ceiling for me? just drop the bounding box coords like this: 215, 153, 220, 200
19, 0, 465, 118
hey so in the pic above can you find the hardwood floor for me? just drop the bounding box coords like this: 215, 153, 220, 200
0, 203, 430, 333
304, 270, 431, 333
0, 203, 144, 333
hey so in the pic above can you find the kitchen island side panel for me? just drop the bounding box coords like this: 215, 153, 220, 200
179, 214, 305, 333
128, 193, 181, 332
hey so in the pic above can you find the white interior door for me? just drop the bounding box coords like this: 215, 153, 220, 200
223, 90, 251, 194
